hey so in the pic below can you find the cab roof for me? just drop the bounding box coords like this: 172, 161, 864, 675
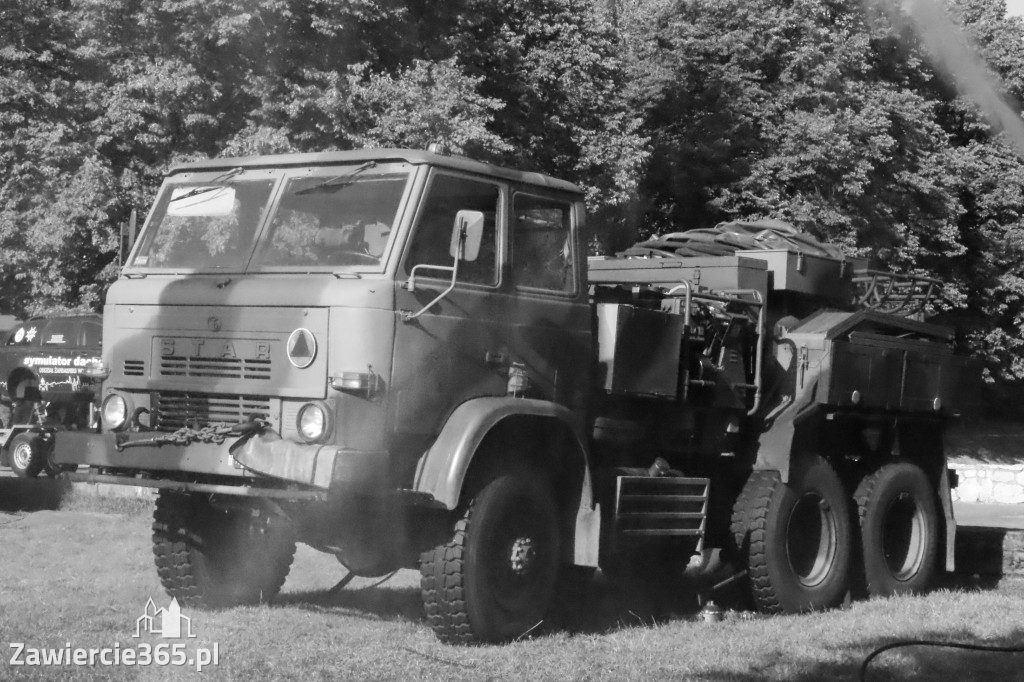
167, 148, 584, 196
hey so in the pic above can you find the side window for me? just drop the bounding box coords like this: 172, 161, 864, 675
82, 321, 102, 347
405, 174, 500, 286
42, 319, 77, 346
512, 194, 575, 293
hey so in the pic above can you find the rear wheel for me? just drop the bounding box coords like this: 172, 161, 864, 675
420, 471, 560, 644
731, 456, 853, 613
8, 433, 43, 478
152, 492, 296, 608
854, 462, 939, 597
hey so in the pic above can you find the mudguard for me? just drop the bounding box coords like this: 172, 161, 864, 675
412, 396, 600, 566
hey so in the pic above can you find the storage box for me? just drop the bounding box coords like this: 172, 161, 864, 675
596, 303, 683, 398
588, 255, 768, 298
736, 249, 850, 300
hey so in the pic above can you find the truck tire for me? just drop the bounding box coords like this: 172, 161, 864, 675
152, 491, 295, 608
731, 456, 853, 613
420, 472, 560, 644
854, 462, 939, 597
8, 433, 43, 478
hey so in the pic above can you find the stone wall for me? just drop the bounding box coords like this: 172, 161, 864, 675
950, 460, 1024, 504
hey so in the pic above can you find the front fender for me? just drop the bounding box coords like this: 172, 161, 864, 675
412, 396, 599, 567
413, 396, 587, 509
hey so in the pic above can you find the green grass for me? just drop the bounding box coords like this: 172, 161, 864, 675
1, 506, 1023, 681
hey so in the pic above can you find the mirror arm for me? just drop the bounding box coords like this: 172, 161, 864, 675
401, 234, 465, 323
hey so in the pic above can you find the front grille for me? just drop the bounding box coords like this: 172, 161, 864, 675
123, 359, 146, 377
152, 392, 271, 431
159, 356, 272, 381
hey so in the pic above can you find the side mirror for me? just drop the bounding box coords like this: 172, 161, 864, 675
449, 210, 484, 261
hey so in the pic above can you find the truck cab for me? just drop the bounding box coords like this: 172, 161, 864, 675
56, 148, 599, 639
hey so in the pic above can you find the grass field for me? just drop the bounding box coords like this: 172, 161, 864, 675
2, 489, 1024, 681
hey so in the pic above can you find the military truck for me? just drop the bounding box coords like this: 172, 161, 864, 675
55, 148, 979, 643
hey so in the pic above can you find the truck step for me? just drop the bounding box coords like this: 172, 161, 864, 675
614, 476, 709, 541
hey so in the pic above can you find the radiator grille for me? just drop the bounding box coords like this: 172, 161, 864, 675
152, 392, 271, 431
159, 356, 272, 381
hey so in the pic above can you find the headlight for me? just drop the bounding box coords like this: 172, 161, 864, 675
101, 394, 128, 430
297, 402, 330, 442
83, 359, 111, 381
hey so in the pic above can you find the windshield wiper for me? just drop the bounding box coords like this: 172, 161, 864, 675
169, 167, 245, 203
295, 161, 377, 195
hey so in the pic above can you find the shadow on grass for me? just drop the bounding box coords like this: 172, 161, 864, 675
277, 584, 426, 623
274, 567, 720, 635
777, 629, 1024, 682
946, 419, 1024, 465
272, 537, 1018, 643
0, 473, 70, 511
952, 525, 1023, 583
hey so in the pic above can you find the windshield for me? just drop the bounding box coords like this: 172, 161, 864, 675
130, 165, 412, 273
252, 172, 408, 270
132, 180, 276, 270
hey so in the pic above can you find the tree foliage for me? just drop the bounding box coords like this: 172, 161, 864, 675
4, 0, 1024, 397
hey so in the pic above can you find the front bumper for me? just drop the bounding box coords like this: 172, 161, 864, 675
55, 430, 389, 490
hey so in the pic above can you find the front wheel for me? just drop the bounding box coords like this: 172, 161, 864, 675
420, 472, 560, 644
854, 462, 939, 597
731, 456, 853, 613
8, 433, 43, 478
152, 492, 296, 608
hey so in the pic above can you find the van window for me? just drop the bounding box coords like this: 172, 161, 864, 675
41, 319, 78, 346
82, 321, 102, 347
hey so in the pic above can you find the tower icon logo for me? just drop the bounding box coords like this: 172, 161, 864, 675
133, 598, 196, 639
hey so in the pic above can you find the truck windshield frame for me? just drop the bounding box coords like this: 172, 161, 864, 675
127, 163, 415, 275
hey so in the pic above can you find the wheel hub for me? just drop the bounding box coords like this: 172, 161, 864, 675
883, 492, 925, 580
508, 536, 536, 575
786, 492, 838, 587
11, 443, 30, 469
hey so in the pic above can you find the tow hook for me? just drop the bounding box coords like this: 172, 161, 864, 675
230, 417, 268, 437
227, 417, 269, 455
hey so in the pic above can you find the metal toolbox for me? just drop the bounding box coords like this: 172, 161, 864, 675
596, 303, 683, 398
736, 249, 851, 301
828, 331, 982, 415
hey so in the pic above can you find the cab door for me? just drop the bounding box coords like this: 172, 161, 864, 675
391, 171, 510, 454
508, 191, 591, 412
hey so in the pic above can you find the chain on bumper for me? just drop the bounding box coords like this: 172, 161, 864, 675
115, 419, 267, 451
